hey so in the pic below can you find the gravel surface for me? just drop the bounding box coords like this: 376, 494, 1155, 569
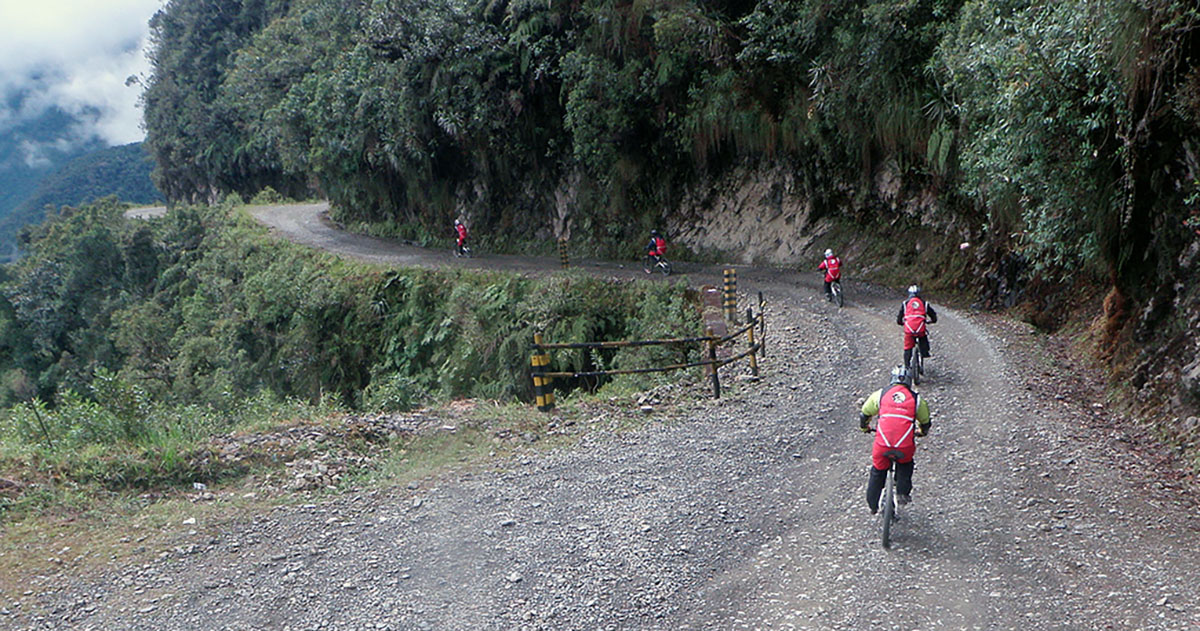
13, 204, 1197, 630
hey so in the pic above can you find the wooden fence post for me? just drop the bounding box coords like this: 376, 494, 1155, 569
746, 308, 759, 381
708, 338, 721, 398
723, 269, 737, 322
532, 333, 555, 411
757, 291, 766, 357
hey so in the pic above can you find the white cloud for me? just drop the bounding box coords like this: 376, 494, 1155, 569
0, 0, 164, 146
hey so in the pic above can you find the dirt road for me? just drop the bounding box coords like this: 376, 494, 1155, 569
21, 203, 1199, 630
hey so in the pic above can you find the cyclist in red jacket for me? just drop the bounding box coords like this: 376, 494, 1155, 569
897, 285, 937, 369
644, 230, 667, 273
818, 248, 841, 301
859, 365, 932, 512
454, 219, 468, 256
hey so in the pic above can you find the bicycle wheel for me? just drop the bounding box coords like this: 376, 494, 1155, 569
833, 281, 844, 308
909, 347, 922, 386
881, 467, 895, 548
660, 259, 672, 276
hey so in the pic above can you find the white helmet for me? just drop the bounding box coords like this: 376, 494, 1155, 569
824, 248, 833, 258
907, 285, 921, 297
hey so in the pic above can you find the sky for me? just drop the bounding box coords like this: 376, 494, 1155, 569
0, 0, 164, 163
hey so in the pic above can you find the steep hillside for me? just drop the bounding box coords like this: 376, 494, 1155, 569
0, 106, 106, 259
0, 143, 162, 261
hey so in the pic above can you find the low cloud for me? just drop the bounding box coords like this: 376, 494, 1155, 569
0, 0, 163, 147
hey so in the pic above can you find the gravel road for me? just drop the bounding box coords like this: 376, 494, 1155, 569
18, 203, 1198, 630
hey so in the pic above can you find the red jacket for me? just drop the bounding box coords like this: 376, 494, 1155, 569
818, 256, 841, 282
874, 385, 918, 453
902, 297, 928, 336
455, 223, 467, 245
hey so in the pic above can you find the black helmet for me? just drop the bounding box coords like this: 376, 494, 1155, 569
890, 365, 912, 387
651, 230, 660, 237
907, 285, 921, 297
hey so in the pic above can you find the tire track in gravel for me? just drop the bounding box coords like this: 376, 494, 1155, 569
33, 203, 1196, 630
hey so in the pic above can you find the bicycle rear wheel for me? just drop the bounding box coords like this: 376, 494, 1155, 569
909, 347, 922, 386
833, 281, 843, 308
881, 467, 895, 548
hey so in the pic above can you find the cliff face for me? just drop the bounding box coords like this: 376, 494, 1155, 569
668, 164, 816, 265
662, 160, 959, 267
1132, 241, 1200, 454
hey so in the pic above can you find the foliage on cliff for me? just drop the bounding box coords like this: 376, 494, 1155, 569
143, 0, 1199, 286
0, 198, 700, 415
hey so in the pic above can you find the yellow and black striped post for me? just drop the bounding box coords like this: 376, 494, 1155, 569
558, 238, 569, 268
531, 333, 555, 411
723, 268, 737, 322
746, 308, 759, 381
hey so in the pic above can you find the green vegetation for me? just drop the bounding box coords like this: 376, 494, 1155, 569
0, 106, 108, 260
0, 197, 702, 521
141, 0, 1199, 301
2, 144, 162, 251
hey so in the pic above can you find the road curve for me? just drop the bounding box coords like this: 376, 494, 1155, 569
34, 202, 1199, 630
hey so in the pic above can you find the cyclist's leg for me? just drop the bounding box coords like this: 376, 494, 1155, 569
894, 460, 914, 494
824, 280, 832, 300
919, 334, 931, 357
866, 466, 888, 513
903, 332, 915, 366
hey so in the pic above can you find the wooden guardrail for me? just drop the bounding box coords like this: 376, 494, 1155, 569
528, 305, 765, 411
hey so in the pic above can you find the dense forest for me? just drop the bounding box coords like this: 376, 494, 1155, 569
143, 0, 1199, 285
0, 197, 699, 493
0, 198, 696, 410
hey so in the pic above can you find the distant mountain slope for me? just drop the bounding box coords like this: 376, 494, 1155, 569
0, 103, 107, 259
0, 142, 161, 260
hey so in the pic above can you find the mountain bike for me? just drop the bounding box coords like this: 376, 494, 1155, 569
908, 341, 923, 386
644, 254, 672, 276
907, 322, 930, 385
455, 243, 473, 258
830, 280, 844, 308
878, 448, 906, 549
